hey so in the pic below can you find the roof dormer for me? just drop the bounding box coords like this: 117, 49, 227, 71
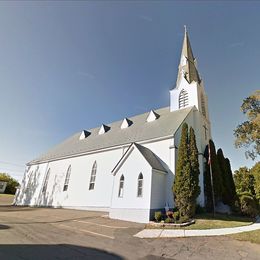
79, 130, 91, 140
98, 124, 110, 135
146, 110, 160, 122
121, 118, 133, 129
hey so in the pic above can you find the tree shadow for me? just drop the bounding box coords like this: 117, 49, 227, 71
195, 213, 254, 223
14, 166, 67, 208
0, 244, 122, 260
0, 205, 39, 212
1, 215, 103, 225
0, 224, 10, 230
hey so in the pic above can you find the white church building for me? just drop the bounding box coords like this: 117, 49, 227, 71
15, 28, 211, 223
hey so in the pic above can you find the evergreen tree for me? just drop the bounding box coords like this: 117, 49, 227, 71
189, 127, 201, 214
173, 123, 192, 218
224, 158, 238, 207
217, 149, 229, 204
217, 149, 238, 207
203, 140, 223, 210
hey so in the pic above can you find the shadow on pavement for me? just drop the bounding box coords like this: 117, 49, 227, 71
0, 224, 10, 230
0, 205, 38, 212
0, 244, 123, 259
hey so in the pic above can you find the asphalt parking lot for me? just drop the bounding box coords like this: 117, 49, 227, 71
0, 195, 260, 260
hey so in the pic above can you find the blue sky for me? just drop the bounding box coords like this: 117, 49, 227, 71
0, 1, 259, 182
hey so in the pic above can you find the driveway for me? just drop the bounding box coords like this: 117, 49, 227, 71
0, 195, 260, 259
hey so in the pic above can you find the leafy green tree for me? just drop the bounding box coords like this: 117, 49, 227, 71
189, 127, 201, 213
0, 173, 19, 194
251, 162, 260, 203
173, 123, 192, 218
234, 90, 260, 160
234, 167, 255, 196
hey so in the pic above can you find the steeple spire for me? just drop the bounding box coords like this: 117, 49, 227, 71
176, 26, 201, 86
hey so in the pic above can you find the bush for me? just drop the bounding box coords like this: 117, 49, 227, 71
195, 204, 206, 214
164, 217, 174, 223
180, 215, 190, 223
173, 211, 180, 221
154, 211, 162, 222
166, 211, 174, 219
231, 199, 241, 214
240, 194, 259, 217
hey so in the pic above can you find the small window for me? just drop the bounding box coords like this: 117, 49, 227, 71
63, 165, 71, 191
179, 89, 189, 109
42, 168, 50, 193
89, 161, 97, 190
137, 173, 143, 197
118, 175, 124, 198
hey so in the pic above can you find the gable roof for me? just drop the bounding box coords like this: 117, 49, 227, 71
134, 143, 167, 173
112, 143, 168, 174
28, 106, 193, 165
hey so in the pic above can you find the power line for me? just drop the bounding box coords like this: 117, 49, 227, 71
0, 161, 25, 168
0, 167, 25, 173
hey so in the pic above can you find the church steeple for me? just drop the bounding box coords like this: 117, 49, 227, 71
176, 26, 201, 87
170, 26, 210, 126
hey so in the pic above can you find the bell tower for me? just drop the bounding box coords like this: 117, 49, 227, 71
170, 26, 210, 124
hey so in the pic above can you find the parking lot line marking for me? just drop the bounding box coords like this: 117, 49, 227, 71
73, 220, 128, 229
57, 223, 115, 239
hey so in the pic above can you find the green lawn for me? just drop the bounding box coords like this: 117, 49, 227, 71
186, 213, 253, 230
230, 230, 260, 244
0, 194, 15, 197
146, 213, 254, 230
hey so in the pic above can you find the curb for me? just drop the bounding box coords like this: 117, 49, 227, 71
134, 222, 260, 238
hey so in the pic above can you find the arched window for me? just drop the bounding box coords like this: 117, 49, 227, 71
118, 175, 124, 198
42, 168, 50, 193
89, 161, 97, 190
137, 173, 143, 197
201, 93, 206, 117
63, 165, 71, 191
179, 89, 189, 109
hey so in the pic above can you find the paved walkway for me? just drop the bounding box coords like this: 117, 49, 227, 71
134, 221, 260, 238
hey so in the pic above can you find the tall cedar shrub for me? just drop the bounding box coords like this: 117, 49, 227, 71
203, 140, 223, 210
217, 149, 230, 205
173, 123, 192, 218
173, 124, 200, 219
217, 149, 238, 207
189, 127, 201, 215
224, 158, 238, 207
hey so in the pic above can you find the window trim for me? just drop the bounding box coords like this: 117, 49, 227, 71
137, 173, 143, 197
89, 161, 97, 190
118, 174, 124, 198
179, 89, 189, 109
63, 165, 71, 191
